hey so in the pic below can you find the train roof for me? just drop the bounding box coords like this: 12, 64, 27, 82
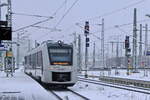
47, 41, 73, 47
25, 40, 73, 56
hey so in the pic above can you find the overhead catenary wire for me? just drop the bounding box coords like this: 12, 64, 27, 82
13, 17, 53, 32
11, 12, 51, 18
32, 25, 61, 31
52, 0, 68, 16
54, 0, 80, 28
13, 0, 67, 32
78, 0, 146, 23
36, 0, 80, 40
104, 18, 150, 31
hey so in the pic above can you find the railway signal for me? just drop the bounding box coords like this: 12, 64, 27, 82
125, 36, 131, 75
125, 36, 129, 48
84, 21, 89, 35
0, 27, 12, 40
84, 21, 90, 78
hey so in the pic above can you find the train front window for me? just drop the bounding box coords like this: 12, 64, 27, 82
49, 48, 73, 65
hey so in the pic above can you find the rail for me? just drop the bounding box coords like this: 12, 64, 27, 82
79, 77, 150, 94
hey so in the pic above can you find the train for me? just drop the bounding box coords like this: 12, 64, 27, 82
24, 40, 77, 87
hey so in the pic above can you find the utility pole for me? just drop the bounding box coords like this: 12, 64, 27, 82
0, 0, 1, 20
110, 42, 114, 69
77, 34, 82, 72
132, 8, 138, 73
93, 42, 95, 68
16, 33, 19, 69
6, 0, 14, 76
115, 41, 119, 75
7, 0, 12, 27
101, 18, 105, 69
73, 32, 77, 47
139, 24, 142, 68
144, 24, 148, 76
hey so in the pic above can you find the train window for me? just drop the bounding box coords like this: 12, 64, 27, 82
37, 51, 43, 67
29, 55, 31, 66
49, 48, 73, 65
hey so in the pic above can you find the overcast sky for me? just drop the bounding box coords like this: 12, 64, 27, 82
9, 0, 150, 41
1, 0, 150, 54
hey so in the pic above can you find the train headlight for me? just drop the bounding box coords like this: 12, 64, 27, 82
58, 40, 63, 46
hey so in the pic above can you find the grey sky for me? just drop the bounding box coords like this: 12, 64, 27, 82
6, 0, 150, 47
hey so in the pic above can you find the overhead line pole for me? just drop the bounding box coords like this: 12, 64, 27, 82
16, 33, 19, 69
93, 42, 95, 68
78, 35, 82, 72
132, 8, 138, 73
139, 24, 142, 68
144, 24, 148, 76
115, 40, 119, 75
101, 18, 105, 69
0, 0, 1, 20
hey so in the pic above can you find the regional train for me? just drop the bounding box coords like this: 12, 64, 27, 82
24, 40, 77, 87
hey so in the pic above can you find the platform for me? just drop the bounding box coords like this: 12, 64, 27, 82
0, 67, 56, 100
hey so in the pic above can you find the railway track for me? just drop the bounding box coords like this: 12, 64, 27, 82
78, 77, 150, 94
49, 90, 63, 100
79, 75, 150, 90
67, 88, 90, 100
49, 89, 90, 100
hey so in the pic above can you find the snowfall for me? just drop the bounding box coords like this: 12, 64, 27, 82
0, 67, 150, 100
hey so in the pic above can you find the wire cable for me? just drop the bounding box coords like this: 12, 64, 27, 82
12, 12, 50, 18
32, 25, 61, 31
105, 18, 150, 32
54, 0, 79, 28
13, 17, 53, 32
13, 0, 67, 32
78, 0, 146, 23
36, 0, 80, 40
52, 0, 68, 16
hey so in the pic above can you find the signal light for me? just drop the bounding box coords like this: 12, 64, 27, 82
86, 43, 89, 47
125, 36, 129, 48
86, 37, 89, 42
84, 21, 89, 35
0, 27, 12, 40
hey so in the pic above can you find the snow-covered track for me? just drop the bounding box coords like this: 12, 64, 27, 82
67, 88, 90, 100
49, 90, 63, 100
79, 77, 150, 94
49, 89, 90, 100
79, 75, 150, 90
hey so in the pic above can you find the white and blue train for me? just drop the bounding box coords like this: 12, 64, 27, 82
24, 40, 77, 87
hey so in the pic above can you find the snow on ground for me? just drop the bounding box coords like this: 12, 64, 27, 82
70, 81, 150, 100
1, 65, 150, 100
81, 69, 150, 81
0, 67, 56, 100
